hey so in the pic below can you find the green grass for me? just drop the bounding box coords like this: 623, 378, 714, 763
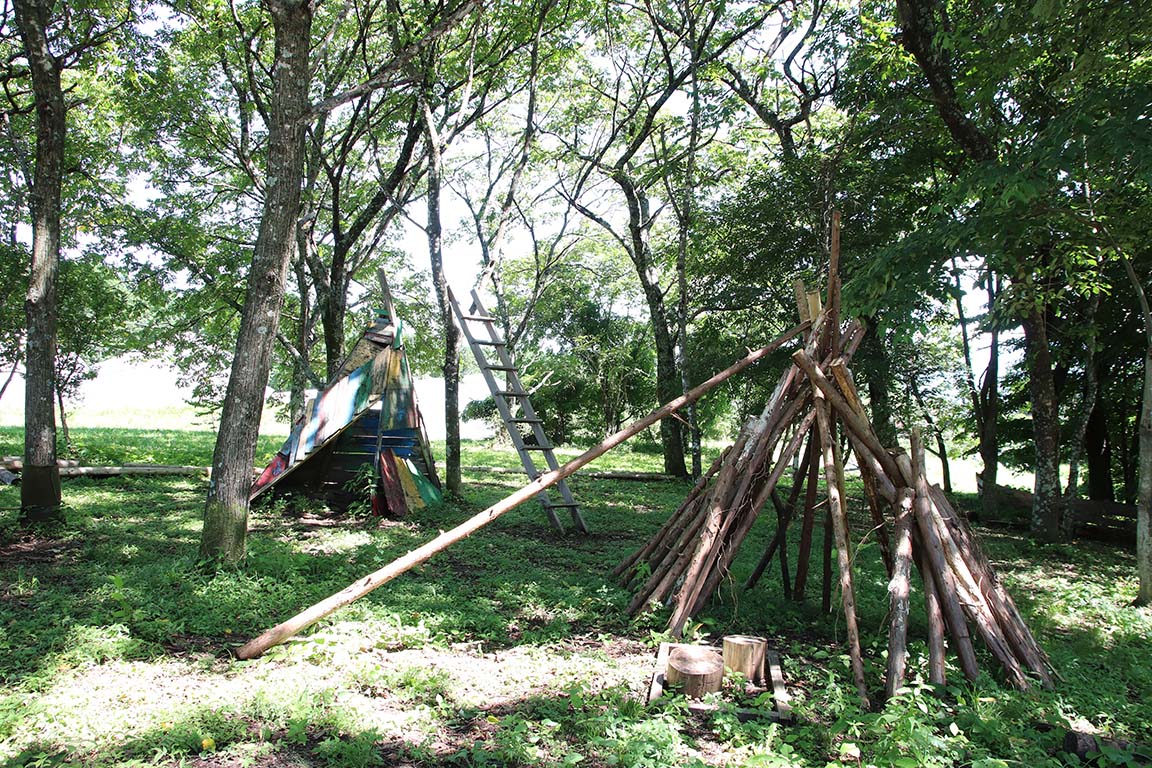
1, 430, 1150, 767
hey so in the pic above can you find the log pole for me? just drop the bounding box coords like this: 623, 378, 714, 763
909, 430, 980, 682
885, 487, 916, 700
792, 350, 904, 484
234, 322, 810, 659
919, 546, 948, 687
793, 423, 821, 600
815, 397, 871, 709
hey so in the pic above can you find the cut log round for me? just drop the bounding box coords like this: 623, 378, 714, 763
722, 635, 767, 684
666, 646, 724, 699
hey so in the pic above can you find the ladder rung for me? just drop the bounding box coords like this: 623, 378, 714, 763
542, 501, 580, 509
474, 340, 505, 347
461, 314, 496, 322
484, 364, 517, 371
496, 390, 527, 397
508, 418, 542, 424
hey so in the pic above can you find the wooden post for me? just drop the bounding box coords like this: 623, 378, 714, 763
815, 397, 870, 710
806, 292, 823, 326
821, 500, 833, 614
794, 279, 811, 323
233, 322, 810, 659
885, 488, 916, 700
901, 446, 1031, 690
614, 448, 729, 581
668, 421, 759, 635
927, 485, 1055, 687
690, 406, 815, 613
723, 635, 767, 684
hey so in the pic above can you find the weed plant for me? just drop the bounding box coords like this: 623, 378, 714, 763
0, 434, 1149, 766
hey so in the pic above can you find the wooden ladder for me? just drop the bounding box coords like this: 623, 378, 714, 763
449, 287, 587, 534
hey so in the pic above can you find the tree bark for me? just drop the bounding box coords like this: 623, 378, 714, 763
1135, 346, 1152, 604
14, 0, 65, 523
862, 322, 898, 449
895, 0, 995, 163
1117, 252, 1152, 605
885, 487, 916, 700
1085, 399, 1114, 501
201, 0, 313, 563
815, 398, 870, 709
1066, 297, 1099, 499
1021, 307, 1067, 542
978, 277, 1002, 521
422, 93, 462, 495
613, 170, 686, 478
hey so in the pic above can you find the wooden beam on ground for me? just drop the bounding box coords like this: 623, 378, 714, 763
466, 466, 677, 482
59, 465, 207, 478
233, 321, 810, 660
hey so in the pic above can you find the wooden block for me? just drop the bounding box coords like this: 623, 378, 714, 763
648, 643, 794, 723
723, 635, 767, 684
666, 645, 724, 699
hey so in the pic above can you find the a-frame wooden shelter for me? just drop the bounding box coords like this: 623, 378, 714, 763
251, 273, 441, 516
617, 219, 1054, 707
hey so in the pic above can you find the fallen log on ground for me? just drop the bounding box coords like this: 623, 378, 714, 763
233, 321, 810, 660
60, 465, 207, 478
463, 466, 676, 482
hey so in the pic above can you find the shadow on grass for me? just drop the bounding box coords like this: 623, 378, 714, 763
4, 468, 1152, 767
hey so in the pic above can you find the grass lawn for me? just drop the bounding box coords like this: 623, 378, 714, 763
1, 427, 1150, 767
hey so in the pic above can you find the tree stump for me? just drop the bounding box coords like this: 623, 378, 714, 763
666, 646, 724, 699
722, 635, 766, 684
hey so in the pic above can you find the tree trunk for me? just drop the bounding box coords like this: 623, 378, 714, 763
1085, 400, 1114, 501
1021, 307, 1067, 542
423, 96, 461, 495
321, 287, 347, 380
1118, 252, 1152, 604
676, 25, 703, 480
862, 323, 898, 448
613, 170, 686, 478
978, 278, 1001, 521
1137, 346, 1152, 605
201, 0, 313, 564
1066, 297, 1099, 499
289, 256, 312, 423
654, 302, 687, 478
14, 0, 65, 523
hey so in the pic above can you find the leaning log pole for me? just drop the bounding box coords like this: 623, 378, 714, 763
234, 321, 811, 659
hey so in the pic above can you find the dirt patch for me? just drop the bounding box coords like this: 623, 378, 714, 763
0, 534, 77, 566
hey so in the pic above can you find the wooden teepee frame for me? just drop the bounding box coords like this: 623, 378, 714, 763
616, 217, 1054, 708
